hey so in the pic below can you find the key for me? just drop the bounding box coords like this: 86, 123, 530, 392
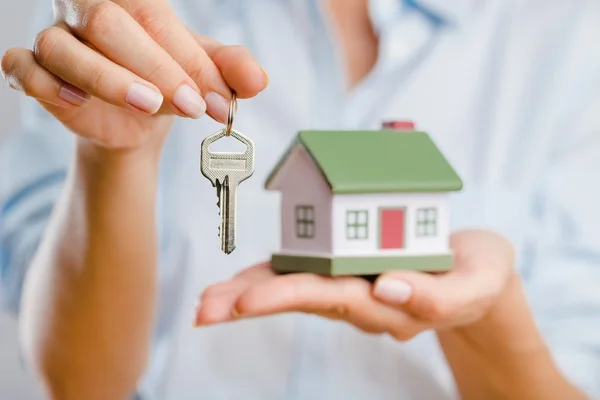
200, 127, 255, 254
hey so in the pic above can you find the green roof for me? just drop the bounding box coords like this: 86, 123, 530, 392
265, 130, 463, 194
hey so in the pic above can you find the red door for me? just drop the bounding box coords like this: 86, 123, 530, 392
380, 209, 405, 249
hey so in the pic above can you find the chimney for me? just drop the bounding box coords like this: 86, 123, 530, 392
381, 120, 415, 131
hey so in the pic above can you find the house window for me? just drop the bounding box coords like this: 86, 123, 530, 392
416, 207, 437, 237
296, 205, 315, 238
346, 210, 368, 240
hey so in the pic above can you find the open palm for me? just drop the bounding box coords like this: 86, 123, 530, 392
195, 230, 516, 340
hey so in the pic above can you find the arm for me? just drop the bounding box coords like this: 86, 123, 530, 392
437, 277, 590, 399
437, 29, 600, 400
192, 8, 600, 399
437, 151, 600, 399
18, 138, 164, 400
0, 95, 170, 399
1, 0, 267, 397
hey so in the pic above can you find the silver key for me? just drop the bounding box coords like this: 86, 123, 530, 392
200, 127, 255, 254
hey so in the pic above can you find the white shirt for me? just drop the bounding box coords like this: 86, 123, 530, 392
2, 0, 600, 399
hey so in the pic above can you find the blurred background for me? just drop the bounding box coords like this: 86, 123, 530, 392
0, 2, 598, 399
0, 1, 45, 399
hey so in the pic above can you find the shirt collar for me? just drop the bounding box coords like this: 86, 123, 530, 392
369, 0, 475, 30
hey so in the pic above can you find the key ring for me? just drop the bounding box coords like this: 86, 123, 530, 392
224, 91, 237, 136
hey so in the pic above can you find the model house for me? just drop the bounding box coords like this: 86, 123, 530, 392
264, 121, 463, 276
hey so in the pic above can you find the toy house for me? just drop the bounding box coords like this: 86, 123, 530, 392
264, 121, 463, 276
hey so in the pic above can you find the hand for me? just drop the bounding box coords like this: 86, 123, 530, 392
1, 0, 267, 151
195, 230, 516, 341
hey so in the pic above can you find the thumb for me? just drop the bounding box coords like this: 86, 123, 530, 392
372, 271, 456, 323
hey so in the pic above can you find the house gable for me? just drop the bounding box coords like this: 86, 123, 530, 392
264, 141, 329, 191
271, 144, 333, 254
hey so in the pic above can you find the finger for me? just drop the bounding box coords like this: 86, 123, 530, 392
195, 285, 242, 326
200, 264, 273, 302
211, 46, 268, 99
63, 2, 206, 118
33, 25, 167, 115
125, 4, 234, 121
1, 47, 90, 108
194, 263, 274, 326
372, 266, 502, 326
231, 262, 274, 280
373, 231, 514, 327
233, 273, 424, 340
450, 229, 515, 271
192, 33, 268, 99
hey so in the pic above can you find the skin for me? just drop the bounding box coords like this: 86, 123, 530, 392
0, 0, 588, 399
1, 0, 266, 399
195, 1, 588, 399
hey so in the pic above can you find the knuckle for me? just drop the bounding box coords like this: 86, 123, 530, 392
389, 329, 417, 342
1, 49, 19, 81
143, 62, 169, 85
20, 64, 38, 97
359, 326, 383, 335
318, 303, 349, 320
88, 65, 111, 94
200, 284, 228, 300
81, 1, 120, 39
331, 303, 349, 319
212, 45, 248, 64
33, 28, 62, 66
417, 295, 448, 322
1, 50, 27, 94
131, 6, 173, 41
333, 278, 371, 320
180, 53, 209, 83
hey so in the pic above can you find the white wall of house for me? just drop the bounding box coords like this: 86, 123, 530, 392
332, 192, 450, 257
270, 147, 452, 258
274, 145, 333, 254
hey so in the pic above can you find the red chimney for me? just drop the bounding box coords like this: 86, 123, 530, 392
382, 120, 415, 131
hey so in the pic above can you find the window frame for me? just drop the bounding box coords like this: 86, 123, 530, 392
415, 207, 438, 237
296, 205, 315, 238
346, 210, 369, 240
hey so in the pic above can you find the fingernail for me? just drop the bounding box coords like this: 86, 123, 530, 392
126, 82, 163, 114
59, 83, 89, 106
261, 67, 269, 86
374, 279, 413, 305
192, 302, 203, 327
193, 316, 201, 327
173, 84, 206, 118
204, 92, 229, 123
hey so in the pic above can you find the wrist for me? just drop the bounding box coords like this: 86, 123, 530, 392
439, 271, 547, 356
71, 137, 163, 209
437, 272, 570, 397
75, 136, 163, 175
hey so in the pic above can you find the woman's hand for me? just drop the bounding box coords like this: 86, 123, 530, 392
1, 0, 267, 151
195, 230, 516, 340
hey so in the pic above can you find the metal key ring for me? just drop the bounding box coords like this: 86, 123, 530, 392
224, 91, 237, 136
